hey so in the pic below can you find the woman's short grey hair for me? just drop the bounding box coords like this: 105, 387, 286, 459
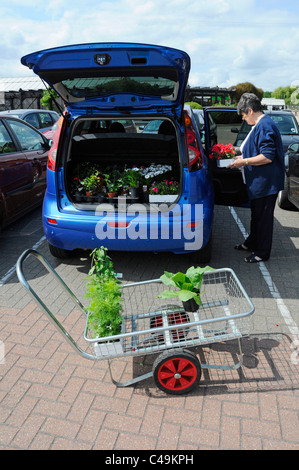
237, 93, 263, 115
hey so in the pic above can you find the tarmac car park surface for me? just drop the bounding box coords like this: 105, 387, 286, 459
0, 203, 298, 450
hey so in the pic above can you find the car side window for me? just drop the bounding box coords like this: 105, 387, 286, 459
8, 120, 45, 151
0, 121, 17, 154
24, 113, 40, 129
39, 112, 53, 129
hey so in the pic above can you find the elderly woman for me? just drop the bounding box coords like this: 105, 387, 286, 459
229, 93, 285, 263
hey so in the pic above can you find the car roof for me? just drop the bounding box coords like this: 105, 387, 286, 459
0, 109, 57, 115
264, 109, 294, 115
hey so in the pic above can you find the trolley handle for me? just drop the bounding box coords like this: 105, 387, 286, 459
16, 249, 95, 360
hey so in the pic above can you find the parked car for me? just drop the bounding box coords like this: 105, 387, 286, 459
141, 120, 163, 134
277, 142, 299, 210
232, 109, 299, 153
20, 43, 246, 261
0, 109, 59, 133
0, 116, 50, 233
42, 120, 58, 140
192, 108, 217, 145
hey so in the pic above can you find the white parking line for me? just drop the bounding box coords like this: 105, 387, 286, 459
229, 206, 299, 341
0, 235, 46, 287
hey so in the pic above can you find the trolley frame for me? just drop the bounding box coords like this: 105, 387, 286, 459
16, 249, 255, 389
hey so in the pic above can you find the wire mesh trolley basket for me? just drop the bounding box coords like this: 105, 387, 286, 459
16, 249, 255, 395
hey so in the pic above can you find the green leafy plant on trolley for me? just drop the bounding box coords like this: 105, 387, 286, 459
158, 265, 214, 309
84, 246, 123, 339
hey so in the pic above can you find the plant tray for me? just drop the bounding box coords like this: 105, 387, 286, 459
149, 194, 177, 203
217, 158, 234, 168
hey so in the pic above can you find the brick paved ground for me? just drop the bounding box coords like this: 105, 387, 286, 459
0, 205, 298, 450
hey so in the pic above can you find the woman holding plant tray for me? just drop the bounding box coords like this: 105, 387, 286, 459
229, 93, 285, 263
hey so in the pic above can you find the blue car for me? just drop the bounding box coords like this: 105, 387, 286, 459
21, 43, 245, 261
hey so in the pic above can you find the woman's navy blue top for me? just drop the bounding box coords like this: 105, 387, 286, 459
242, 114, 285, 200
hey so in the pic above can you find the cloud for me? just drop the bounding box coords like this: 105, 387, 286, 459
0, 0, 299, 91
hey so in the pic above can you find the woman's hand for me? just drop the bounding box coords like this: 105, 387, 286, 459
228, 156, 245, 169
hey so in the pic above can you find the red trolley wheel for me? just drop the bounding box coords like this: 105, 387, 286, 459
153, 349, 201, 395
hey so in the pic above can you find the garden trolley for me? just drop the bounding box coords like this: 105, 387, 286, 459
16, 249, 255, 395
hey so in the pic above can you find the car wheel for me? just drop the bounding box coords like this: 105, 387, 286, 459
153, 348, 201, 395
48, 243, 74, 259
191, 229, 213, 265
277, 188, 295, 210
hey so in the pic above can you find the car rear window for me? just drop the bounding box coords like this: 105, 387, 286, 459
60, 76, 177, 99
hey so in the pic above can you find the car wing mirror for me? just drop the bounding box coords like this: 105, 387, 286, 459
287, 143, 299, 153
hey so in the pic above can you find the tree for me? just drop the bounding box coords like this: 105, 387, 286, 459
185, 101, 202, 109
271, 85, 299, 105
41, 89, 60, 110
230, 82, 264, 103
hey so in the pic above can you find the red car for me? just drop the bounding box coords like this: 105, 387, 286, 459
0, 116, 50, 232
42, 120, 58, 140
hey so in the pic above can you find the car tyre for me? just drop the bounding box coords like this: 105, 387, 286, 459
48, 243, 73, 259
191, 229, 213, 264
277, 188, 295, 210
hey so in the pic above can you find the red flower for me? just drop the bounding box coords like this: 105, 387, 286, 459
209, 143, 236, 160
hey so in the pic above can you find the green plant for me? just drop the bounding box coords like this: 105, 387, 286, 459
124, 169, 141, 188
158, 265, 214, 306
104, 168, 124, 193
81, 173, 103, 195
85, 247, 123, 339
41, 89, 60, 110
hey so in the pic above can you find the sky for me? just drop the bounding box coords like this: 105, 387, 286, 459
1, 0, 299, 92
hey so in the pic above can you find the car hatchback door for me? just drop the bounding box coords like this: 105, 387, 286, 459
21, 43, 190, 119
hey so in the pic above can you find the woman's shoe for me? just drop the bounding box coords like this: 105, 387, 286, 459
244, 254, 264, 263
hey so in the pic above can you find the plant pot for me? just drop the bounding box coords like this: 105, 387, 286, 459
182, 298, 199, 312
93, 322, 125, 358
128, 187, 139, 199
94, 338, 124, 357
107, 191, 118, 198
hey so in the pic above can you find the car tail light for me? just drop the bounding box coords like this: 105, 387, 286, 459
184, 111, 203, 172
47, 218, 58, 224
47, 115, 66, 171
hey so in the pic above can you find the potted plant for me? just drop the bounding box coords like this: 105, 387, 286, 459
158, 265, 214, 312
104, 169, 124, 198
149, 179, 179, 203
209, 143, 236, 168
81, 172, 104, 200
124, 168, 141, 198
84, 246, 124, 356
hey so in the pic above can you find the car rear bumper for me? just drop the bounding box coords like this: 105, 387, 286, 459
43, 201, 213, 254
